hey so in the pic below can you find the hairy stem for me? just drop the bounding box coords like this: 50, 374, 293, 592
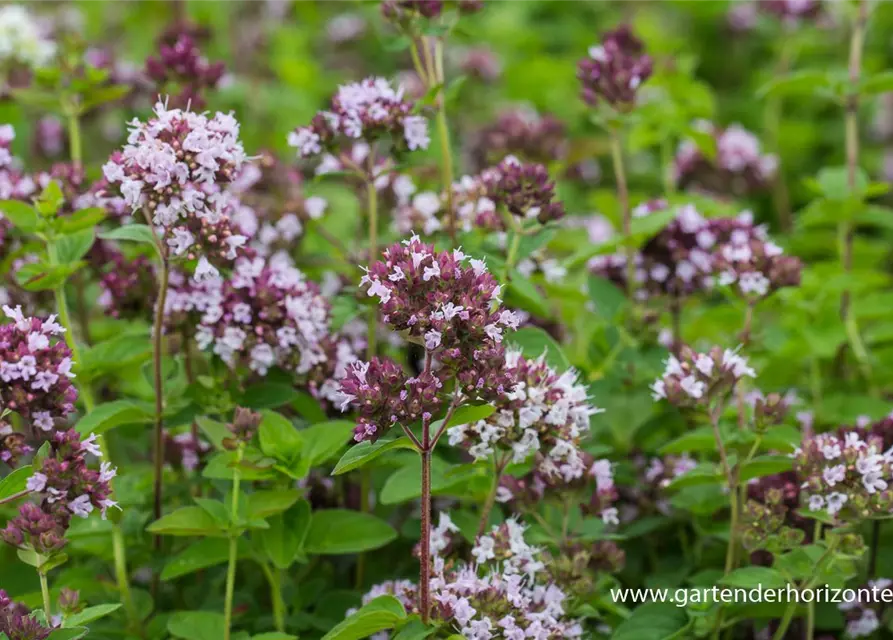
223, 446, 244, 640
39, 570, 51, 617
609, 128, 633, 300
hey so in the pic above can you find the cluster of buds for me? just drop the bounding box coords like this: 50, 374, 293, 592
288, 77, 430, 159
451, 174, 502, 232
2, 430, 116, 554
468, 109, 567, 171
1, 420, 31, 467
651, 345, 756, 407
448, 349, 601, 482
0, 589, 51, 639
842, 412, 893, 451
839, 579, 892, 638
223, 407, 262, 448
483, 156, 565, 224
192, 255, 332, 377
0, 306, 77, 433
102, 100, 249, 280
381, 0, 483, 24
741, 478, 807, 555
358, 235, 520, 388
577, 25, 652, 112
674, 123, 777, 196
458, 47, 502, 84
145, 30, 225, 109
794, 431, 893, 521
337, 358, 442, 443
744, 389, 797, 431
97, 250, 157, 320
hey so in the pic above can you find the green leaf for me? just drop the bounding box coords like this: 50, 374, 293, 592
392, 619, 437, 640
628, 208, 677, 242
81, 84, 131, 111
146, 506, 226, 537
54, 228, 95, 264
252, 634, 298, 640
202, 450, 276, 481
37, 181, 64, 217
740, 455, 793, 482
194, 498, 231, 527
430, 404, 495, 437
659, 427, 715, 454
0, 465, 33, 501
98, 224, 160, 257
505, 326, 571, 371
246, 489, 301, 519
611, 602, 689, 640
47, 629, 88, 640
80, 331, 152, 378
320, 596, 406, 640
238, 382, 300, 410
505, 274, 550, 318
160, 538, 233, 581
861, 70, 893, 96
304, 509, 397, 555
74, 400, 151, 436
15, 262, 82, 292
301, 420, 355, 467
196, 416, 230, 450
332, 435, 417, 475
0, 200, 39, 231
260, 499, 312, 569
57, 207, 106, 234
665, 464, 722, 491
756, 70, 831, 99
588, 275, 628, 321
63, 604, 121, 627
258, 410, 303, 463
167, 611, 227, 640
720, 566, 788, 590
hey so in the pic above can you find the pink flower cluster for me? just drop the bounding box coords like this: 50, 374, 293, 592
97, 250, 157, 320
590, 205, 800, 302
0, 305, 77, 433
448, 348, 601, 482
577, 25, 653, 111
102, 100, 249, 279
674, 123, 777, 196
651, 345, 756, 407
187, 255, 332, 376
794, 430, 893, 521
358, 517, 582, 639
497, 455, 619, 526
288, 77, 430, 159
2, 430, 116, 554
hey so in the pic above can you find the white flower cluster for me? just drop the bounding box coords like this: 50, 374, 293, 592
448, 348, 601, 482
650, 346, 756, 406
0, 5, 56, 69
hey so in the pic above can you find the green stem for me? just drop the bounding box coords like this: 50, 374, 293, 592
39, 570, 51, 618
366, 181, 378, 357
609, 128, 633, 301
223, 446, 244, 640
67, 111, 82, 167
112, 523, 139, 627
765, 40, 793, 233
432, 39, 456, 245
260, 561, 285, 633
151, 259, 171, 530
476, 454, 507, 538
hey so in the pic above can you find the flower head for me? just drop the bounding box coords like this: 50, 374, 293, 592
103, 100, 249, 273
0, 306, 78, 432
0, 5, 56, 69
651, 345, 756, 407
578, 25, 652, 111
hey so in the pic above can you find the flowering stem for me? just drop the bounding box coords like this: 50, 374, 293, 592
432, 39, 456, 246
223, 445, 244, 640
609, 127, 634, 301
151, 258, 170, 531
38, 569, 51, 617
840, 0, 874, 390
366, 180, 378, 357
260, 561, 286, 632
